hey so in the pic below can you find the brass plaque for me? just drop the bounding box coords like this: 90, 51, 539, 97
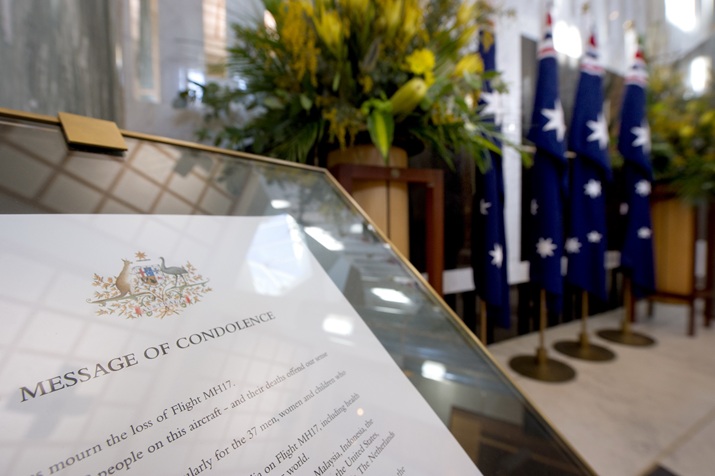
58, 111, 127, 152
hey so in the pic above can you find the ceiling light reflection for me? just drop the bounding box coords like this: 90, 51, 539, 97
305, 227, 345, 251
421, 361, 446, 381
271, 199, 291, 209
370, 287, 411, 304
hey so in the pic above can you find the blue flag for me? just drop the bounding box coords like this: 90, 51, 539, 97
527, 13, 567, 306
565, 33, 611, 300
618, 49, 655, 296
472, 26, 510, 328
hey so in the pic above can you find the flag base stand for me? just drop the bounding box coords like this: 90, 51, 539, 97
509, 290, 576, 383
554, 291, 616, 362
509, 349, 576, 382
597, 329, 655, 346
554, 334, 615, 361
597, 277, 656, 347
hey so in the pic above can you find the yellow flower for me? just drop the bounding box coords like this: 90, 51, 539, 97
397, 0, 422, 48
360, 75, 374, 94
382, 0, 404, 39
405, 49, 434, 75
453, 53, 484, 77
680, 125, 695, 139
279, 0, 319, 86
457, 1, 475, 26
481, 29, 495, 53
455, 24, 477, 49
314, 10, 345, 57
345, 0, 369, 19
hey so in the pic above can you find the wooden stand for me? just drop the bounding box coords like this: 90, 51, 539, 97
509, 290, 576, 382
329, 160, 444, 295
479, 298, 487, 344
554, 290, 616, 361
649, 186, 714, 336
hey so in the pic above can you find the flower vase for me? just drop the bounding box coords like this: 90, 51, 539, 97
327, 144, 410, 258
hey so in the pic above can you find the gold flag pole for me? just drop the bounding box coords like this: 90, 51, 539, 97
597, 275, 655, 346
510, 289, 576, 382
554, 290, 616, 361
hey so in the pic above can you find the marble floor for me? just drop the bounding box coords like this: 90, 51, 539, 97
488, 302, 715, 476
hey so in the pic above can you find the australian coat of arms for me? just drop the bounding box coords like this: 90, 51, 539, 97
88, 251, 212, 318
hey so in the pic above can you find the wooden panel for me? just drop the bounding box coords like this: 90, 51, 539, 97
652, 197, 695, 296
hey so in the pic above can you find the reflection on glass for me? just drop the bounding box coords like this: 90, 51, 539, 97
305, 226, 345, 251
246, 216, 310, 295
271, 199, 291, 210
370, 287, 411, 304
421, 361, 446, 381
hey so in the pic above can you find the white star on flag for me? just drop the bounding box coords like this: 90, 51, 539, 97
619, 203, 629, 215
531, 199, 539, 216
481, 90, 505, 126
565, 237, 582, 254
586, 112, 609, 150
587, 230, 603, 243
480, 199, 492, 215
584, 179, 602, 198
536, 237, 557, 258
541, 99, 566, 142
635, 180, 651, 197
489, 243, 504, 268
632, 120, 651, 154
638, 227, 652, 239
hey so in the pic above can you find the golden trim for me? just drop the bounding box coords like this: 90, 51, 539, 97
58, 112, 128, 152
0, 107, 59, 125
324, 169, 597, 476
120, 130, 326, 172
0, 107, 595, 474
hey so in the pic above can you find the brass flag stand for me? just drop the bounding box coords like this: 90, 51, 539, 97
597, 276, 655, 346
510, 290, 576, 382
554, 290, 616, 361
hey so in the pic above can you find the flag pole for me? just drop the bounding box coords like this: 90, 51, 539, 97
597, 275, 655, 346
509, 289, 576, 382
554, 289, 615, 361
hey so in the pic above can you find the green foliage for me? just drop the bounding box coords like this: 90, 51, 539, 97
648, 67, 715, 200
184, 0, 512, 168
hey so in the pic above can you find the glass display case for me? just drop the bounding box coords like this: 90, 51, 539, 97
0, 109, 594, 475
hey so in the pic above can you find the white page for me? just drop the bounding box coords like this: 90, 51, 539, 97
0, 214, 481, 476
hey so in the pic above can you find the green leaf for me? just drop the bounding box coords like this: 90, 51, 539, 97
332, 72, 341, 91
367, 109, 394, 162
263, 96, 284, 110
299, 94, 313, 111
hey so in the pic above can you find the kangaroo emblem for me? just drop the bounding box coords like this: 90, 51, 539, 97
114, 259, 132, 297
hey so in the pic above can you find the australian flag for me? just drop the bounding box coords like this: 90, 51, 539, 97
618, 48, 655, 296
526, 13, 568, 308
565, 33, 611, 301
472, 25, 510, 329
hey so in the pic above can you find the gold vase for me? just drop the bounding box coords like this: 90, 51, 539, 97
327, 144, 410, 258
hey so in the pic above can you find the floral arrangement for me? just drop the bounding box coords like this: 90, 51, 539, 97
648, 66, 715, 200
188, 0, 504, 167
